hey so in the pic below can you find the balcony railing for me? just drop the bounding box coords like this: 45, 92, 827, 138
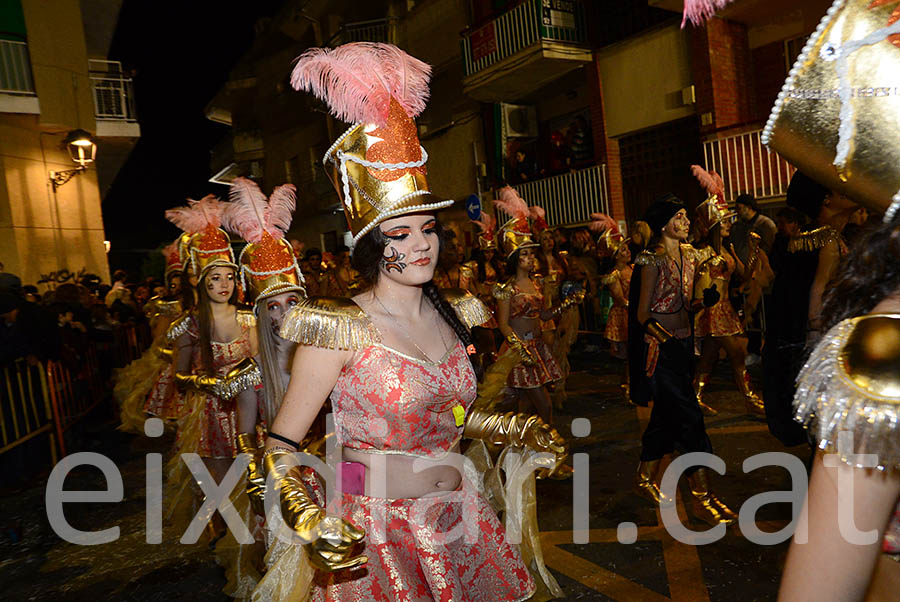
328, 18, 394, 47
461, 0, 587, 78
0, 39, 35, 95
89, 59, 137, 121
703, 128, 796, 203
494, 164, 610, 227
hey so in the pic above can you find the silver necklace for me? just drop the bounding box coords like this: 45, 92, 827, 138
373, 292, 450, 363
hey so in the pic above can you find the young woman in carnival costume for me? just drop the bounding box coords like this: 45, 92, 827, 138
688, 166, 766, 417
247, 42, 569, 601
695, 0, 900, 596
164, 195, 262, 541
590, 214, 633, 404
467, 212, 501, 370
214, 177, 309, 599
115, 239, 186, 433
628, 193, 737, 525
492, 187, 581, 426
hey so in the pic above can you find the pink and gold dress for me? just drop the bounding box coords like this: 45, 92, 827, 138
496, 279, 564, 389
603, 267, 631, 344
695, 250, 743, 339
264, 297, 536, 602
172, 311, 256, 458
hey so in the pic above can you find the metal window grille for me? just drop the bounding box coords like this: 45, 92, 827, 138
493, 164, 610, 227
0, 39, 35, 95
703, 128, 795, 203
89, 59, 137, 121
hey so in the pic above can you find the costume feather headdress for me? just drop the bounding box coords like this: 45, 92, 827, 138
493, 186, 531, 220
164, 194, 223, 233
471, 211, 495, 234
222, 177, 296, 243
290, 42, 431, 126
165, 195, 235, 278
690, 164, 725, 202
588, 212, 618, 235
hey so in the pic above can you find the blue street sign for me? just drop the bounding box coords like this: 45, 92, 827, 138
465, 194, 481, 220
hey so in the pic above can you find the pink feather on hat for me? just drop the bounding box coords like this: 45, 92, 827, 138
493, 186, 530, 220
681, 0, 735, 27
690, 164, 725, 201
165, 194, 223, 233
290, 42, 431, 127
471, 211, 495, 233
222, 177, 297, 243
588, 212, 618, 234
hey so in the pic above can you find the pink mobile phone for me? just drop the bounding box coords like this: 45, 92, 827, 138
339, 461, 366, 495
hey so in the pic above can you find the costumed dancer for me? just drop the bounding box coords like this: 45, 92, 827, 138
731, 0, 900, 595
115, 238, 186, 433
689, 166, 765, 417
164, 195, 261, 542
493, 187, 581, 426
590, 214, 633, 404
629, 193, 737, 525
252, 41, 569, 601
469, 212, 501, 369
214, 177, 309, 599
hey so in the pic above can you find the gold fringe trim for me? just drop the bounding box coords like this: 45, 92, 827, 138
278, 296, 379, 350
166, 313, 194, 343
794, 314, 900, 472
788, 225, 839, 253
443, 288, 492, 328
600, 270, 619, 286
236, 309, 257, 329
492, 279, 515, 300
634, 250, 667, 267
217, 360, 263, 400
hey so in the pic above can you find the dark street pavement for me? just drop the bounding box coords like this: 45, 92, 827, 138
0, 348, 807, 601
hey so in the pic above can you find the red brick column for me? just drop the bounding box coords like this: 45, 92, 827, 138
586, 56, 625, 221
689, 17, 756, 136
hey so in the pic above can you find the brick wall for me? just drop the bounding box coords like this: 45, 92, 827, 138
586, 56, 625, 221
690, 17, 756, 135
751, 41, 787, 122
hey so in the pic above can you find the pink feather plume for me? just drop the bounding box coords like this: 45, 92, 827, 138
690, 164, 725, 201
291, 42, 431, 126
165, 194, 222, 233
471, 212, 495, 233
588, 212, 618, 234
681, 0, 735, 27
493, 186, 530, 220
529, 205, 545, 221
222, 178, 296, 243
160, 241, 179, 258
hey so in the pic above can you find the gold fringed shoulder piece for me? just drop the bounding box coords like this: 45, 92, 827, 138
600, 270, 619, 286
794, 313, 900, 472
492, 279, 515, 300
166, 313, 195, 343
236, 309, 257, 329
634, 249, 667, 267
460, 260, 478, 276
442, 288, 492, 328
278, 296, 379, 350
788, 225, 839, 253
157, 299, 182, 318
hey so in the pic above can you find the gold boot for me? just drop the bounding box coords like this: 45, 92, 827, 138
735, 368, 765, 416
621, 366, 636, 406
635, 460, 674, 506
686, 468, 737, 526
693, 373, 718, 416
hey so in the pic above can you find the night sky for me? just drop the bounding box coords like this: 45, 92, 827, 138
102, 0, 286, 276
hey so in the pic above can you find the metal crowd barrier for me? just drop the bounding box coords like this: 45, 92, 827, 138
0, 321, 152, 466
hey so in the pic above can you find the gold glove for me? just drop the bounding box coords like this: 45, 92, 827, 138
216, 357, 262, 400
463, 409, 570, 479
506, 332, 536, 365
642, 318, 673, 344
236, 432, 265, 516
154, 345, 174, 361
263, 450, 367, 572
552, 289, 586, 317
174, 371, 221, 394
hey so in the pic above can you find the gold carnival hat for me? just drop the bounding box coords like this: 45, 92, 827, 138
493, 186, 539, 257
470, 212, 497, 251
761, 0, 900, 222
588, 212, 625, 256
161, 239, 183, 282
164, 195, 237, 280
222, 178, 306, 305
690, 164, 735, 231
290, 43, 453, 246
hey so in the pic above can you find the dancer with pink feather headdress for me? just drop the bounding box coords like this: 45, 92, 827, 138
688, 165, 766, 417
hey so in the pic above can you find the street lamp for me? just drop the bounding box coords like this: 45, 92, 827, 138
49, 129, 97, 191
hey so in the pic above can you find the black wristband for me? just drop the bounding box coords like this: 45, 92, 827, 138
269, 431, 301, 449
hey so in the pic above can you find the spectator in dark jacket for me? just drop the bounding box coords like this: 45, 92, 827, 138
731, 193, 777, 264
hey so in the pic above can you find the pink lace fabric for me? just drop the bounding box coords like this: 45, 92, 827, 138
330, 341, 477, 458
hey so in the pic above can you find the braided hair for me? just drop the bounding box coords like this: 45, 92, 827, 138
351, 219, 482, 378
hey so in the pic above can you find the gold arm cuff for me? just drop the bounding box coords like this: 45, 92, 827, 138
643, 319, 673, 344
